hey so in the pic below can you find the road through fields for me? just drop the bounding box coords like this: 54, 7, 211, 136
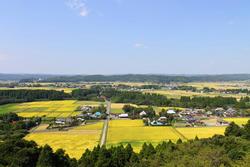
100, 100, 110, 146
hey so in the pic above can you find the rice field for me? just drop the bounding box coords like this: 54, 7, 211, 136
25, 121, 103, 159
184, 82, 250, 90
175, 127, 226, 139
223, 117, 250, 126
26, 119, 230, 158
144, 89, 246, 99
106, 120, 182, 152
0, 100, 104, 118
106, 120, 229, 152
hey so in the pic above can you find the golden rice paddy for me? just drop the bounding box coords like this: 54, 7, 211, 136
223, 117, 249, 126
0, 100, 104, 118
107, 120, 182, 152
25, 121, 103, 159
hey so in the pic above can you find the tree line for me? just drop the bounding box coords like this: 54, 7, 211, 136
0, 89, 71, 105
1, 88, 250, 109
72, 88, 250, 109
39, 74, 250, 83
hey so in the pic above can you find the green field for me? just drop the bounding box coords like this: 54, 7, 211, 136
0, 100, 104, 118
25, 121, 103, 159
0, 87, 74, 93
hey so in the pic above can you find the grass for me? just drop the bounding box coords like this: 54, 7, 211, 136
25, 121, 103, 159
110, 103, 125, 114
0, 100, 104, 118
223, 117, 250, 126
0, 104, 17, 114
107, 120, 182, 152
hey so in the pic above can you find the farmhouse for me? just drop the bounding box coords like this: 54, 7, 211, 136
150, 120, 164, 126
139, 111, 147, 117
55, 119, 65, 125
224, 108, 237, 117
77, 117, 85, 122
95, 112, 102, 117
158, 116, 167, 121
167, 110, 176, 114
118, 113, 129, 118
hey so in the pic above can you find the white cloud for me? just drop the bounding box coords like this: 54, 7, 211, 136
134, 43, 147, 48
66, 0, 89, 17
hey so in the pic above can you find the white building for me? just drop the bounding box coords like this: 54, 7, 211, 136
118, 113, 129, 118
139, 111, 147, 116
167, 110, 176, 114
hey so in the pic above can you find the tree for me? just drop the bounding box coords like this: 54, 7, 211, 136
224, 122, 243, 137
36, 145, 55, 167
122, 105, 135, 113
177, 138, 183, 144
243, 120, 250, 140
139, 143, 156, 159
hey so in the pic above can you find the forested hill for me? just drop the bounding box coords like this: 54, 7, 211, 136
2, 74, 250, 82
41, 74, 250, 83
0, 73, 61, 81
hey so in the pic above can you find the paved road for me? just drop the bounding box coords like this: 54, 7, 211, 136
100, 100, 111, 146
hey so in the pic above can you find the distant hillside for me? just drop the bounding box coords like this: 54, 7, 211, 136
0, 74, 60, 81
41, 74, 250, 83
1, 74, 250, 83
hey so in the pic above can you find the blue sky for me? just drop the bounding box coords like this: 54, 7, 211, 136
0, 0, 250, 74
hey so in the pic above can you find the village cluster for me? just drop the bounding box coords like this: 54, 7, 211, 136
51, 103, 238, 129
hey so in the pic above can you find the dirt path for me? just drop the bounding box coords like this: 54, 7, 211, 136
100, 100, 110, 146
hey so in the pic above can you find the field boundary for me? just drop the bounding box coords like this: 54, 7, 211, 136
171, 127, 188, 140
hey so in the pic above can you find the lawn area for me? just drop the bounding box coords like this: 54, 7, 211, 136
0, 100, 104, 118
223, 117, 250, 126
25, 121, 103, 159
107, 120, 182, 152
176, 127, 226, 139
